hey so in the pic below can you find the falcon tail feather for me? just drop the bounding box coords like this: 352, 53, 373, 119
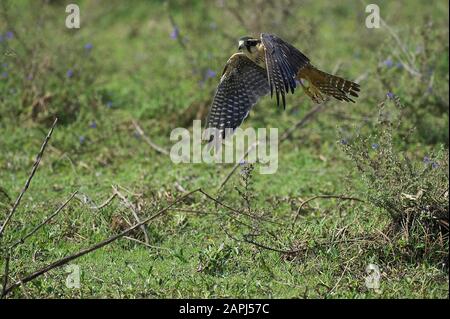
298, 66, 360, 103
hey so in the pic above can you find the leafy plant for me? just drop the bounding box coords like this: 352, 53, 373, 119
340, 95, 449, 265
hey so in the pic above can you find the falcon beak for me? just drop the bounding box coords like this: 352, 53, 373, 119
238, 40, 244, 51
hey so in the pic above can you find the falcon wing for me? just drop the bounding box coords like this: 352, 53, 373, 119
260, 33, 310, 108
205, 53, 270, 142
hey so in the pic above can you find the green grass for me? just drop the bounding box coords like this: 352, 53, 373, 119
0, 0, 448, 298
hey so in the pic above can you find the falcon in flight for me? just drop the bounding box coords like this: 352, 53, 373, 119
205, 33, 360, 141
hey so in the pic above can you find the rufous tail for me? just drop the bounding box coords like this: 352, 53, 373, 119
297, 65, 360, 103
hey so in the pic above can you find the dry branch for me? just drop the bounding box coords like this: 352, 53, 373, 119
113, 185, 150, 245
9, 191, 78, 249
75, 191, 118, 210
1, 188, 200, 297
132, 120, 170, 156
0, 118, 58, 238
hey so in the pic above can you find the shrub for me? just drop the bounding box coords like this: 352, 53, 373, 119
340, 95, 449, 265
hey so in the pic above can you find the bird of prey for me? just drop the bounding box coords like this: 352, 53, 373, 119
205, 33, 360, 141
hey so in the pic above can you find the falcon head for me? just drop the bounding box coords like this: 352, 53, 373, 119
238, 36, 260, 53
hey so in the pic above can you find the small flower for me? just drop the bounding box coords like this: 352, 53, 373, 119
205, 68, 216, 79
84, 43, 93, 51
2, 63, 8, 69
396, 62, 403, 69
371, 143, 379, 150
383, 58, 393, 68
170, 26, 179, 39
1, 71, 8, 78
0, 34, 3, 42
431, 162, 439, 169
66, 69, 74, 78
239, 160, 247, 166
340, 139, 349, 145
423, 156, 431, 164
5, 31, 14, 39
386, 92, 395, 99
79, 136, 86, 144
89, 121, 97, 129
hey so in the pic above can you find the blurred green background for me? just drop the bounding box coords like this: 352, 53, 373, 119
0, 0, 448, 298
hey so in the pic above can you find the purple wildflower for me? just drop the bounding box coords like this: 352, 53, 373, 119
84, 43, 93, 51
423, 156, 431, 164
66, 69, 74, 78
371, 143, 379, 150
396, 62, 403, 69
432, 162, 439, 169
89, 121, 97, 129
79, 136, 86, 144
383, 58, 393, 68
1, 71, 8, 78
205, 69, 216, 79
0, 34, 3, 42
340, 139, 349, 146
386, 92, 395, 99
5, 31, 13, 39
170, 26, 179, 40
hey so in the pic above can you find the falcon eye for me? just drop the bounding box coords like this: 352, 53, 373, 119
247, 40, 257, 46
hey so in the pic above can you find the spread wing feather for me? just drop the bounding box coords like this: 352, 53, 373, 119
260, 33, 310, 108
205, 54, 270, 143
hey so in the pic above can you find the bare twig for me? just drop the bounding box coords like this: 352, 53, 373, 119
74, 191, 118, 211
2, 188, 201, 297
0, 118, 58, 238
113, 185, 150, 245
9, 191, 78, 249
293, 194, 364, 224
132, 120, 170, 156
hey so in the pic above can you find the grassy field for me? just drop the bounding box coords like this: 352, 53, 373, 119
0, 0, 448, 298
